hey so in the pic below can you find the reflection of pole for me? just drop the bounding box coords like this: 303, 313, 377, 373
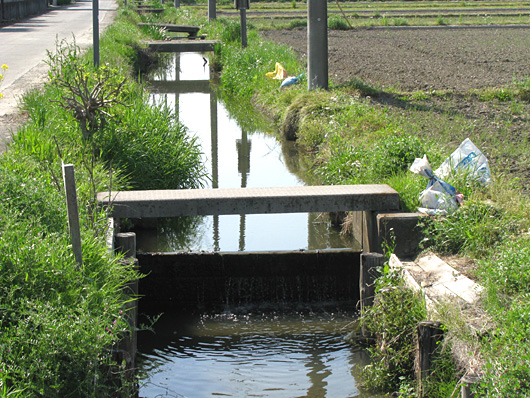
239, 214, 246, 251
210, 88, 220, 251
237, 129, 250, 251
210, 90, 218, 189
305, 340, 330, 397
214, 215, 220, 251
175, 54, 181, 117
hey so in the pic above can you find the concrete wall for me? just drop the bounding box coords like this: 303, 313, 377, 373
350, 210, 424, 258
1, 0, 48, 22
138, 249, 361, 312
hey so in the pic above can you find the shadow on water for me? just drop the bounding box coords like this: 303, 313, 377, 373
137, 53, 386, 398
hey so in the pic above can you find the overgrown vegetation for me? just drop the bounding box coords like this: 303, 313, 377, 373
0, 8, 204, 396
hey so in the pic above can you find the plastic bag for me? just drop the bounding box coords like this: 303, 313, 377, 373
410, 155, 459, 214
280, 73, 304, 89
435, 138, 491, 185
266, 62, 288, 80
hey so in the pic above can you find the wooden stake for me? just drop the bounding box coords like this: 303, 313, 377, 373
360, 252, 384, 340
461, 374, 480, 398
417, 321, 445, 397
62, 163, 83, 270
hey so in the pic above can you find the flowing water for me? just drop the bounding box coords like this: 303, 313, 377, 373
139, 310, 382, 398
137, 53, 384, 398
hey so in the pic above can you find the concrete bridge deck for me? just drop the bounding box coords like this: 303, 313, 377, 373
97, 184, 400, 219
146, 40, 218, 53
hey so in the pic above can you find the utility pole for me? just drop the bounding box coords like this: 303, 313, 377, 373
93, 0, 100, 68
307, 0, 328, 90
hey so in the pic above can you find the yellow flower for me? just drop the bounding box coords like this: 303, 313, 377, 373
0, 93, 3, 98
1, 64, 8, 70
0, 74, 3, 80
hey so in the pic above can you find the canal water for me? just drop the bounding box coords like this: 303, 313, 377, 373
136, 51, 356, 253
137, 53, 384, 398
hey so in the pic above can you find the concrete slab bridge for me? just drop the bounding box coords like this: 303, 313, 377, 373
97, 184, 402, 310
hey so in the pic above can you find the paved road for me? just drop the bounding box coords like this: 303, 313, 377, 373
0, 0, 117, 152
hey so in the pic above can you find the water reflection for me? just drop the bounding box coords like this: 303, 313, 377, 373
141, 52, 358, 253
139, 310, 381, 398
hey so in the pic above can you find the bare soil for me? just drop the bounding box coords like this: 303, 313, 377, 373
261, 26, 530, 188
261, 26, 530, 92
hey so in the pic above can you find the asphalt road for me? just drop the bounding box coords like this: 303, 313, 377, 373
0, 0, 117, 152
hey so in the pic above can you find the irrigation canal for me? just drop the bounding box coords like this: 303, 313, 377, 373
136, 52, 388, 398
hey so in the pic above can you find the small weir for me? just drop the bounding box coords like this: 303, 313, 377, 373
135, 52, 389, 398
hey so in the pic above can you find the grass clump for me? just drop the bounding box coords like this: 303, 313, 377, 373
328, 14, 350, 30
360, 267, 427, 393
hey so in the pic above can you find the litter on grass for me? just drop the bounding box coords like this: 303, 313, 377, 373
410, 155, 459, 215
266, 62, 288, 80
280, 73, 304, 89
410, 139, 491, 215
436, 138, 491, 185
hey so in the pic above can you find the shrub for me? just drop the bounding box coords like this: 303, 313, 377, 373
328, 14, 350, 30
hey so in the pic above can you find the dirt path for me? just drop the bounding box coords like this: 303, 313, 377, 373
261, 26, 530, 91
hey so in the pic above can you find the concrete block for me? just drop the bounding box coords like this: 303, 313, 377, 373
377, 212, 425, 258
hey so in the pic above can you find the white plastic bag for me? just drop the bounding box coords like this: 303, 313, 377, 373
418, 181, 458, 215
410, 154, 459, 214
435, 138, 491, 185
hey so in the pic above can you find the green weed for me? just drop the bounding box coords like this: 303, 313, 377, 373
361, 277, 427, 392
420, 200, 520, 258
328, 14, 350, 30
436, 15, 447, 25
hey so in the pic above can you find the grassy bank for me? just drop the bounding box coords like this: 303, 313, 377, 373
153, 4, 530, 396
0, 9, 204, 396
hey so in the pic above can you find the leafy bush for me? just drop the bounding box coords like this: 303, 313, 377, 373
95, 96, 206, 190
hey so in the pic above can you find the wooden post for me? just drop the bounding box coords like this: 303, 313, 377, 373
461, 374, 480, 398
116, 232, 136, 258
417, 321, 445, 397
360, 252, 384, 340
62, 164, 83, 270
